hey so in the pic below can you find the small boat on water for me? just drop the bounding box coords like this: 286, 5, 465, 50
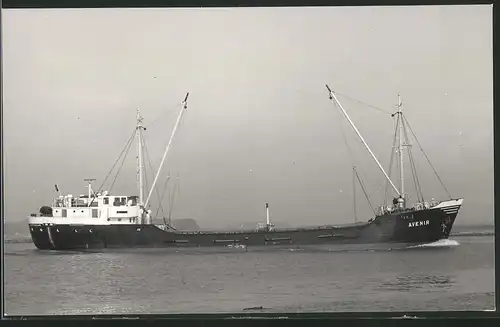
28, 86, 463, 250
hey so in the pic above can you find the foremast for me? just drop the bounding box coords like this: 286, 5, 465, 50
325, 85, 458, 216
134, 93, 189, 225
136, 109, 147, 223
395, 94, 406, 209
397, 93, 405, 208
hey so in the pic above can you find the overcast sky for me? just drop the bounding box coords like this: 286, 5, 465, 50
2, 5, 493, 227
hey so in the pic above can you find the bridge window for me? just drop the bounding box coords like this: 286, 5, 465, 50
103, 197, 109, 205
127, 196, 138, 206
113, 197, 121, 206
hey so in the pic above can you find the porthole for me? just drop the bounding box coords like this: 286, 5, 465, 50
107, 218, 110, 221
89, 229, 93, 233
39, 228, 43, 232
73, 210, 76, 213
31, 228, 34, 231
56, 229, 60, 232
74, 229, 78, 233
137, 228, 141, 232
81, 210, 84, 213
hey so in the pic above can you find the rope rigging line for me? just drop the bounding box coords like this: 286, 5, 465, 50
335, 89, 403, 200
354, 167, 376, 215
155, 174, 172, 224
330, 91, 450, 204
383, 114, 400, 207
144, 102, 183, 130
143, 96, 188, 208
402, 115, 452, 200
333, 99, 375, 217
407, 145, 423, 202
168, 173, 180, 226
334, 100, 356, 164
401, 116, 424, 202
109, 131, 136, 192
334, 92, 393, 115
145, 104, 187, 222
159, 172, 172, 205
88, 128, 136, 205
140, 133, 150, 209
140, 130, 168, 222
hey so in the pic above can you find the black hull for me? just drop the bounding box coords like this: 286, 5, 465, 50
28, 207, 458, 250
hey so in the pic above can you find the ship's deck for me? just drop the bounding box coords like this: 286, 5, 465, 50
163, 221, 371, 235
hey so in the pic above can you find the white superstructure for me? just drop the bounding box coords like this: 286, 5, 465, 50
29, 191, 147, 226
28, 93, 189, 227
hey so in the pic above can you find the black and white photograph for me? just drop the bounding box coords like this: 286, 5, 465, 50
2, 4, 494, 315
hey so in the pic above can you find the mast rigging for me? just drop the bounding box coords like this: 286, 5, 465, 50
144, 92, 189, 209
325, 84, 401, 197
329, 89, 453, 207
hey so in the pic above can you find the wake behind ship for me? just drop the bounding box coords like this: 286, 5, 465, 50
28, 88, 463, 250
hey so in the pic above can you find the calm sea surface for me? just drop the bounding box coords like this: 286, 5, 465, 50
3, 233, 495, 315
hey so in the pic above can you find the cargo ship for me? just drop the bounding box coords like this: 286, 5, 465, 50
28, 87, 463, 250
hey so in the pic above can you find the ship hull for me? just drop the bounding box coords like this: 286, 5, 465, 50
28, 205, 459, 250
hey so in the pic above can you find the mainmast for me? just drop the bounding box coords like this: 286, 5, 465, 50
325, 85, 401, 197
136, 109, 145, 206
397, 94, 405, 206
389, 94, 407, 209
